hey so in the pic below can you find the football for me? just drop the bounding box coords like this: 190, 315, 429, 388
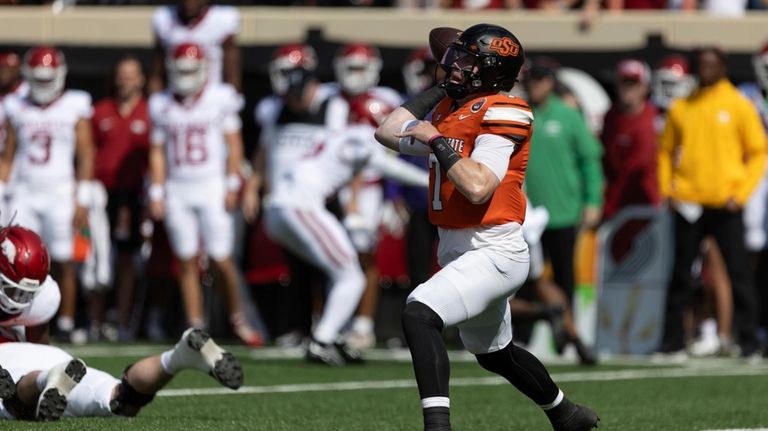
428, 27, 461, 61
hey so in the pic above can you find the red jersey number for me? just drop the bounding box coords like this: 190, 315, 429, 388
171, 127, 208, 166
28, 131, 52, 165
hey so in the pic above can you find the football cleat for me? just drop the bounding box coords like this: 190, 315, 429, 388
306, 340, 346, 367
36, 358, 87, 421
0, 365, 16, 399
335, 341, 365, 365
177, 328, 244, 390
551, 403, 600, 431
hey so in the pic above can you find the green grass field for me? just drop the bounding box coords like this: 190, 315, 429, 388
4, 345, 768, 431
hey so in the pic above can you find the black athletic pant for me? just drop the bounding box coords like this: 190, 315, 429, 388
661, 209, 759, 352
540, 226, 577, 302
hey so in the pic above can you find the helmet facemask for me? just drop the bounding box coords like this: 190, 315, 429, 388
25, 64, 66, 105
0, 272, 40, 314
334, 55, 381, 96
439, 45, 505, 100
168, 57, 207, 98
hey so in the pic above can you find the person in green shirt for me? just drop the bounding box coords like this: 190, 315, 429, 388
522, 60, 605, 363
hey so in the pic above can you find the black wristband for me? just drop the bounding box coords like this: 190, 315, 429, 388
429, 136, 462, 171
401, 86, 447, 119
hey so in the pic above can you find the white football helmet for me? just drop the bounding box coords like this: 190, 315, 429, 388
167, 42, 208, 97
334, 43, 382, 97
268, 44, 318, 97
753, 41, 768, 91
22, 46, 67, 105
652, 54, 695, 110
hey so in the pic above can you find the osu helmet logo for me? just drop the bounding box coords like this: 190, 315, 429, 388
488, 37, 520, 57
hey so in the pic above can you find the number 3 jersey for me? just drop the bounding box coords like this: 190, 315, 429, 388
149, 83, 243, 182
429, 94, 533, 229
2, 90, 92, 187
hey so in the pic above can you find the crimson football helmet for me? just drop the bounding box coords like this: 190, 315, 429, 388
439, 23, 525, 100
402, 47, 437, 97
753, 41, 768, 91
0, 226, 50, 315
334, 43, 382, 97
22, 46, 67, 105
269, 44, 318, 98
652, 54, 695, 110
167, 43, 208, 97
348, 92, 395, 128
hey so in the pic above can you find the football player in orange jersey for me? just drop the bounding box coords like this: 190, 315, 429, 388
375, 24, 599, 431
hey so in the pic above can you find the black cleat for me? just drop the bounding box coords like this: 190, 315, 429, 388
552, 404, 600, 431
180, 328, 244, 390
0, 365, 16, 399
36, 358, 87, 421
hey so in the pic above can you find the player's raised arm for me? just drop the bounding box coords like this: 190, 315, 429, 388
395, 119, 501, 205
374, 86, 445, 154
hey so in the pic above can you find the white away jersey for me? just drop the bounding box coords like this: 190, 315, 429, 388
255, 89, 336, 198
152, 5, 241, 86
3, 90, 92, 187
0, 275, 60, 342
269, 125, 379, 208
150, 83, 243, 182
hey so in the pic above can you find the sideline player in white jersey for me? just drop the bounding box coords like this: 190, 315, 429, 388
327, 43, 404, 349
0, 226, 60, 345
242, 43, 338, 349
148, 43, 261, 347
150, 0, 241, 92
243, 43, 337, 221
0, 327, 242, 421
0, 46, 95, 341
264, 119, 428, 366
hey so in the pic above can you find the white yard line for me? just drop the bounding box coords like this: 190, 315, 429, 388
157, 364, 768, 398
63, 344, 755, 368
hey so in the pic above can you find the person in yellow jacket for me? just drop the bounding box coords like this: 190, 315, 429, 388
658, 46, 767, 358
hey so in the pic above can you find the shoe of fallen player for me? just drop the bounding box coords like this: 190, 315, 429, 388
36, 358, 87, 421
0, 365, 16, 399
176, 328, 244, 390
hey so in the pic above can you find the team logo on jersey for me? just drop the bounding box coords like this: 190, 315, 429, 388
1, 239, 16, 264
99, 119, 112, 132
470, 98, 486, 113
130, 120, 147, 135
489, 37, 520, 57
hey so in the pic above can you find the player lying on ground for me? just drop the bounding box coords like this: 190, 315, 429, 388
0, 328, 243, 421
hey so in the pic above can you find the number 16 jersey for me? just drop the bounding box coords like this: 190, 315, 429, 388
149, 83, 243, 182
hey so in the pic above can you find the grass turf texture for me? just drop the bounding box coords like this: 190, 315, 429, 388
3, 345, 768, 430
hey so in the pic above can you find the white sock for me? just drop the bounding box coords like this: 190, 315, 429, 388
160, 349, 180, 375
58, 317, 74, 332
35, 369, 51, 391
353, 316, 374, 334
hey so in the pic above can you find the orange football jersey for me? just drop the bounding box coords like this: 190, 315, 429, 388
428, 94, 532, 229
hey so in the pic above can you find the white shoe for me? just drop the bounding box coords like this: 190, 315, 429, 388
172, 328, 244, 390
690, 336, 720, 357
346, 329, 376, 351
36, 358, 87, 421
